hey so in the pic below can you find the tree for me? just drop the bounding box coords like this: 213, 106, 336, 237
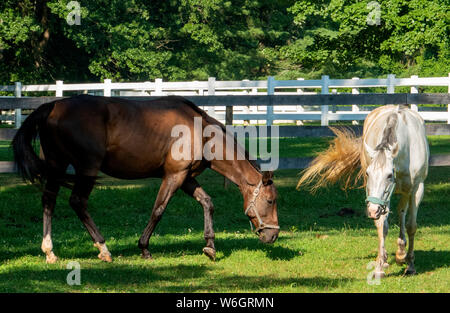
0, 0, 448, 85
279, 0, 449, 79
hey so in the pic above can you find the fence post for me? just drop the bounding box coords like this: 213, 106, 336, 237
351, 77, 360, 125
331, 89, 337, 113
250, 84, 258, 125
448, 73, 450, 124
267, 76, 275, 126
225, 82, 233, 124
55, 80, 64, 97
104, 79, 112, 97
14, 82, 22, 128
208, 77, 216, 118
410, 75, 419, 111
224, 103, 233, 189
152, 78, 162, 96
242, 79, 251, 125
223, 78, 233, 189
387, 74, 395, 94
296, 78, 304, 125
320, 75, 329, 126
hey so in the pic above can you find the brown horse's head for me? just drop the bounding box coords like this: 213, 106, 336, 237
244, 171, 279, 244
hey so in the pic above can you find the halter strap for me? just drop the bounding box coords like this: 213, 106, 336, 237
245, 181, 280, 233
365, 170, 396, 213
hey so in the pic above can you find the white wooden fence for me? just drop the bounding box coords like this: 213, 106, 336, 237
1, 74, 449, 126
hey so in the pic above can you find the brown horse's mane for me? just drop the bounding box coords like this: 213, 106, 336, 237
176, 96, 262, 173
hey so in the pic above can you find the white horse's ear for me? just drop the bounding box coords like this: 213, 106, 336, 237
388, 143, 399, 158
364, 142, 376, 159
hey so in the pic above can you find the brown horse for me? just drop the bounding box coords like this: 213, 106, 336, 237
12, 95, 279, 263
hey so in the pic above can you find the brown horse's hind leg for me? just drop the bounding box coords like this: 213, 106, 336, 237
41, 178, 62, 264
181, 178, 216, 261
138, 171, 188, 259
69, 175, 112, 262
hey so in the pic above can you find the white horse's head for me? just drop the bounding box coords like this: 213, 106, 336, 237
364, 142, 398, 220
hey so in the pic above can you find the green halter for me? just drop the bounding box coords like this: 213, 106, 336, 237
365, 182, 396, 207
365, 170, 396, 209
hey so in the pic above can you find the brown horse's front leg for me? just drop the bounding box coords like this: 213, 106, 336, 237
70, 175, 112, 262
138, 171, 188, 259
182, 178, 216, 261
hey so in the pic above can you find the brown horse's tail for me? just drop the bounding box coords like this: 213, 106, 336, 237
12, 102, 55, 184
296, 127, 367, 192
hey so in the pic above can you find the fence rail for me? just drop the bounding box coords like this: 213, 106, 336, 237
1, 74, 450, 127
2, 124, 450, 141
1, 93, 449, 127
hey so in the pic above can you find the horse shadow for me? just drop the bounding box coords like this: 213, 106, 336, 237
73, 235, 299, 262
0, 263, 354, 292
0, 232, 300, 264
387, 250, 450, 277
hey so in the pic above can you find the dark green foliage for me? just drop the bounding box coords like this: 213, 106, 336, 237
0, 0, 448, 84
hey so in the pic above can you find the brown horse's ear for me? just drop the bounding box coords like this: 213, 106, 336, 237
262, 171, 274, 185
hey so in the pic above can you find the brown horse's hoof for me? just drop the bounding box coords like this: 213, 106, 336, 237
94, 242, 112, 262
98, 252, 112, 263
203, 247, 216, 261
141, 249, 153, 260
45, 252, 58, 264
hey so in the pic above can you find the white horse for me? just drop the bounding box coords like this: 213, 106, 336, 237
297, 105, 429, 277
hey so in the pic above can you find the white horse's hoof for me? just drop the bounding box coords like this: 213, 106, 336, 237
373, 271, 385, 279
395, 251, 407, 265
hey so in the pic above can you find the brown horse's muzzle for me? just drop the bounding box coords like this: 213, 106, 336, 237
259, 228, 279, 244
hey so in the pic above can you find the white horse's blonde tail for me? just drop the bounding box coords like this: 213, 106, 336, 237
296, 127, 366, 193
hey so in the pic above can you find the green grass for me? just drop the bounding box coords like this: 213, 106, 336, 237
0, 166, 449, 293
1, 136, 449, 161
0, 141, 12, 162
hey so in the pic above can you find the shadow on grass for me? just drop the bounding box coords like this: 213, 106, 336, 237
387, 250, 450, 277
115, 237, 299, 262
0, 264, 354, 292
0, 235, 299, 264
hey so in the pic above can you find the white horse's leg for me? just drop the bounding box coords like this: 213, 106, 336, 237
374, 213, 389, 277
396, 194, 409, 265
405, 182, 424, 275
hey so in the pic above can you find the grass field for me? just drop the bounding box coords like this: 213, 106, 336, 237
0, 165, 449, 293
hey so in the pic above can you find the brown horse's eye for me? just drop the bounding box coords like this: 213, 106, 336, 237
267, 199, 274, 205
